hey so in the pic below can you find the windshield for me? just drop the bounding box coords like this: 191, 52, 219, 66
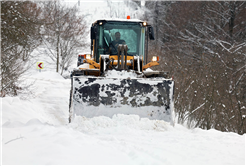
96, 21, 145, 59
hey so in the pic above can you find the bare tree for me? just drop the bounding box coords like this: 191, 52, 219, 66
1, 1, 42, 96
40, 1, 88, 75
144, 1, 246, 134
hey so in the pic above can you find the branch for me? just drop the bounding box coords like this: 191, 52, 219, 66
5, 136, 25, 145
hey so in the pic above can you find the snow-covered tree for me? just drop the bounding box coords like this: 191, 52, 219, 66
1, 1, 42, 96
39, 1, 88, 75
144, 1, 246, 134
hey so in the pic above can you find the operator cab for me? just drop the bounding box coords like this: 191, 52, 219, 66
91, 19, 154, 64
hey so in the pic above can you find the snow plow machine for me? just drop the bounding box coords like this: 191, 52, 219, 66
69, 18, 174, 124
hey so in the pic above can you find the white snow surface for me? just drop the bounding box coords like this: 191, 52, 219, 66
105, 69, 138, 78
1, 70, 245, 165
1, 0, 245, 165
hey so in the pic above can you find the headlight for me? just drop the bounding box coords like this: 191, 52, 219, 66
143, 22, 147, 26
86, 54, 91, 60
152, 56, 157, 62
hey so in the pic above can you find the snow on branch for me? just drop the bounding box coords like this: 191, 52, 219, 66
184, 102, 206, 120
216, 40, 232, 53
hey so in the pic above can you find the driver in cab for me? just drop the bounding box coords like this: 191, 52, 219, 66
110, 32, 126, 54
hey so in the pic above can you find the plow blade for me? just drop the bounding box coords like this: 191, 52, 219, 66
69, 76, 174, 123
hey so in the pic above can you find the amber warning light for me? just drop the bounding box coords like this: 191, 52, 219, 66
127, 15, 130, 19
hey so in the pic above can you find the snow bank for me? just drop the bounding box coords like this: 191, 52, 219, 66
70, 114, 169, 133
2, 70, 245, 165
28, 71, 65, 80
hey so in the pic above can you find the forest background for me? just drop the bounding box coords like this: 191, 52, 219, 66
1, 0, 245, 134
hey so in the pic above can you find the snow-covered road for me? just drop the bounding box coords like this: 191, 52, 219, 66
1, 71, 245, 165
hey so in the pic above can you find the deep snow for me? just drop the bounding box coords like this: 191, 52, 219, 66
1, 70, 245, 165
1, 0, 245, 165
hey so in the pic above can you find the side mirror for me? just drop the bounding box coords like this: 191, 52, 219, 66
148, 26, 155, 40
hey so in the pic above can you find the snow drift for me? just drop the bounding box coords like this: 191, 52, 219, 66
1, 71, 245, 165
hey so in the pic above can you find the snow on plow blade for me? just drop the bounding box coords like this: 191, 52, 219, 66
70, 76, 174, 123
